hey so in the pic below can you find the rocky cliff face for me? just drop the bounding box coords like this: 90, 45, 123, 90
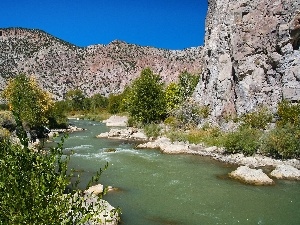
195, 0, 300, 118
0, 28, 202, 99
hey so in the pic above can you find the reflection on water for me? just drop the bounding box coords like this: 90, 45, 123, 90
59, 119, 300, 225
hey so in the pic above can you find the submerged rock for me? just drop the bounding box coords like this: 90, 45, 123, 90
270, 165, 300, 180
229, 166, 274, 185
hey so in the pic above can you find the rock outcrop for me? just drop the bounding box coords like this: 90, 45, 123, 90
0, 28, 202, 100
229, 166, 274, 185
195, 0, 300, 117
270, 165, 300, 180
102, 116, 128, 127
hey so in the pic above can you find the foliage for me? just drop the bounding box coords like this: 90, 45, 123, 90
198, 105, 210, 119
0, 132, 111, 224
178, 71, 200, 100
127, 68, 166, 124
165, 82, 182, 112
65, 89, 86, 111
47, 101, 69, 129
0, 114, 114, 224
0, 110, 16, 132
239, 106, 273, 129
167, 126, 225, 147
223, 127, 263, 156
143, 123, 162, 138
2, 74, 54, 128
277, 100, 300, 128
172, 99, 203, 129
260, 124, 300, 159
108, 93, 123, 114
90, 93, 108, 111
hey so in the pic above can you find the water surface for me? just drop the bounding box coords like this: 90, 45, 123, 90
60, 119, 300, 225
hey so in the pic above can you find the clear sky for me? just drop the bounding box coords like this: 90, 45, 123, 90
1, 0, 208, 50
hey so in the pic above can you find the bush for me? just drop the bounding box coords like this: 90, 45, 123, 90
260, 124, 300, 159
223, 127, 262, 156
143, 123, 162, 138
0, 111, 16, 132
240, 107, 273, 129
277, 100, 300, 128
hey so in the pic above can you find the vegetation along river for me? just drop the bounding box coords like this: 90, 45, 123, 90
59, 119, 300, 225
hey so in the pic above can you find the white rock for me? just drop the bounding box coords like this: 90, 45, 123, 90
270, 165, 300, 180
84, 184, 104, 195
103, 115, 128, 127
229, 166, 274, 185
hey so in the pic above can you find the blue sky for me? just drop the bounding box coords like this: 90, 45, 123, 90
1, 0, 208, 50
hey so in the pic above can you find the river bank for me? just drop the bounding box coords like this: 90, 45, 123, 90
97, 116, 300, 185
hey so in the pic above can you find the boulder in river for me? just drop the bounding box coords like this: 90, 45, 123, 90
270, 165, 300, 180
229, 166, 275, 185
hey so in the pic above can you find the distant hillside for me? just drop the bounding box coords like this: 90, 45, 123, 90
0, 28, 202, 99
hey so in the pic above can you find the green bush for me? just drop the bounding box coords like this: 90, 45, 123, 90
240, 107, 273, 129
223, 127, 262, 156
277, 100, 300, 128
0, 111, 16, 132
260, 124, 300, 159
143, 123, 162, 138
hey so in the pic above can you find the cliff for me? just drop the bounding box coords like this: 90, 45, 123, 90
194, 0, 300, 117
0, 28, 202, 99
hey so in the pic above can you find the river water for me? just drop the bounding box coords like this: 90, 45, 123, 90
60, 119, 300, 225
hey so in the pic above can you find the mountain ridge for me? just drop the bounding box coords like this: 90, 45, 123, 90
0, 27, 202, 99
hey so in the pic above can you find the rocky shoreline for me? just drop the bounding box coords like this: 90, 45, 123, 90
97, 116, 300, 185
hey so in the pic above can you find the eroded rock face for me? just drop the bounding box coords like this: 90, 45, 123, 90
195, 0, 300, 117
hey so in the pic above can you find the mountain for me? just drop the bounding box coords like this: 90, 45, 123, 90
0, 28, 202, 99
194, 0, 300, 117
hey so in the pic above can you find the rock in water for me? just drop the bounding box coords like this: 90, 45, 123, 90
270, 165, 300, 180
229, 166, 274, 185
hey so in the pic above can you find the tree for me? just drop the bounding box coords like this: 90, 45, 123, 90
90, 93, 108, 111
65, 89, 86, 111
2, 74, 53, 128
165, 82, 182, 112
127, 68, 166, 124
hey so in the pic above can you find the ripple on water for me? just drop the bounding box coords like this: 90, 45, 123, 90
65, 144, 93, 150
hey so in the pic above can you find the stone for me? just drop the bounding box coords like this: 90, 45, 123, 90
229, 166, 274, 185
103, 115, 128, 127
84, 184, 104, 195
194, 0, 300, 117
270, 165, 300, 180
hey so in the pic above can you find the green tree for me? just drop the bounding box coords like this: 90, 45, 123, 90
65, 89, 86, 111
127, 68, 166, 124
90, 93, 108, 111
2, 74, 53, 128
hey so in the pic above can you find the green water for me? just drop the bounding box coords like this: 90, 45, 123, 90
61, 119, 300, 225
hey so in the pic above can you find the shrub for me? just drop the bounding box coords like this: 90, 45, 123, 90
240, 106, 273, 129
260, 124, 300, 159
277, 100, 300, 128
143, 123, 162, 138
0, 110, 16, 132
223, 127, 262, 156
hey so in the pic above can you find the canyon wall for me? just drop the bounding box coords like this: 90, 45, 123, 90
195, 0, 300, 117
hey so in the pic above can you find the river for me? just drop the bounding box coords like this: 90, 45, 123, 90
59, 119, 300, 225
